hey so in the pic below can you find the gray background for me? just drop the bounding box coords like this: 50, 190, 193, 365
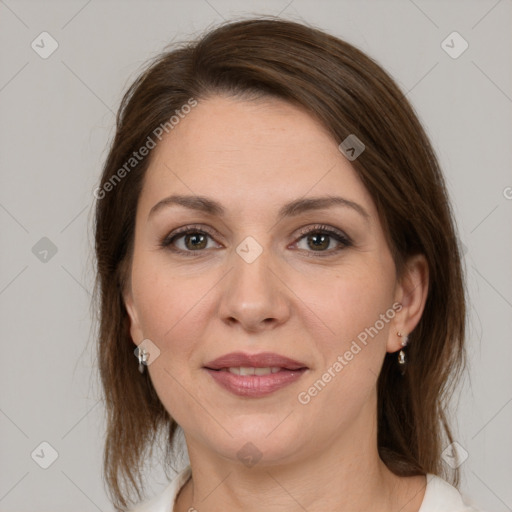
1, 0, 511, 510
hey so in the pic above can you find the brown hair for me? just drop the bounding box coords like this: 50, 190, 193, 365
93, 16, 466, 511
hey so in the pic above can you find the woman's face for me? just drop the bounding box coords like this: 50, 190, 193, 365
124, 95, 420, 466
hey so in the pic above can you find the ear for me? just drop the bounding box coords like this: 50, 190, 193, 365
123, 287, 145, 347
387, 253, 429, 353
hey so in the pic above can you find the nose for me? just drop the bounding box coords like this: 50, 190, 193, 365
217, 241, 291, 333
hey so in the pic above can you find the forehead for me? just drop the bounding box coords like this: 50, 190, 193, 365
138, 95, 376, 219
154, 95, 336, 162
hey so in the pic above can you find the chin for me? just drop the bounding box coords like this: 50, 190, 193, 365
210, 419, 307, 467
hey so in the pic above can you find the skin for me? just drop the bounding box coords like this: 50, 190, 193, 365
123, 95, 429, 512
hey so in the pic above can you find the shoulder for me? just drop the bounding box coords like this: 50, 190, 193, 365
128, 466, 192, 512
419, 474, 484, 512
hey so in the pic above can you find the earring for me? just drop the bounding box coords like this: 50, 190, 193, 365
138, 347, 149, 374
397, 331, 408, 375
397, 331, 409, 347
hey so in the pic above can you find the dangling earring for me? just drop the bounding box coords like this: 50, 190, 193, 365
397, 331, 409, 375
138, 347, 149, 374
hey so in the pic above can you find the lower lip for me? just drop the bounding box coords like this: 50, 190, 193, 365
204, 368, 307, 398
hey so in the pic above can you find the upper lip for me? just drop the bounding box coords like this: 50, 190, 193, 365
204, 352, 308, 370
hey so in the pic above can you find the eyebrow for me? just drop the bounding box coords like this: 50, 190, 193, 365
147, 194, 370, 222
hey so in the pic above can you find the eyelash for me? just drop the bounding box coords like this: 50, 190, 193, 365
160, 224, 352, 258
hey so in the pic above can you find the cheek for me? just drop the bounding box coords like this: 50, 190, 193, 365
133, 270, 210, 423
294, 272, 393, 435
292, 259, 395, 411
304, 259, 396, 351
130, 257, 203, 375
131, 247, 202, 336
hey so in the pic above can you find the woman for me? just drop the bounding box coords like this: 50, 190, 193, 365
93, 17, 481, 512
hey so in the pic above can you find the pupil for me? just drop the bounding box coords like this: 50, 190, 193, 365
186, 233, 206, 250
309, 234, 328, 250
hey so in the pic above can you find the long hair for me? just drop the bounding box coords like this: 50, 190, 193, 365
93, 17, 466, 511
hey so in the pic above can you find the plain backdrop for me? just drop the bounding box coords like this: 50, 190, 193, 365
1, 1, 511, 511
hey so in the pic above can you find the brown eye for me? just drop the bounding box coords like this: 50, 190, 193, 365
306, 232, 330, 251
182, 232, 208, 250
161, 226, 219, 255
294, 225, 352, 256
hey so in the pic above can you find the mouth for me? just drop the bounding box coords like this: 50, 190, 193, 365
203, 367, 308, 398
203, 352, 309, 398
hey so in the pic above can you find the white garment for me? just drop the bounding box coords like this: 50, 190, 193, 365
129, 466, 482, 512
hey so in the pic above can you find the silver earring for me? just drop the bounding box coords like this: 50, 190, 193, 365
397, 332, 408, 375
138, 347, 149, 373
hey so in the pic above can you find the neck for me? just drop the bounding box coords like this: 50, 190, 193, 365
175, 416, 426, 512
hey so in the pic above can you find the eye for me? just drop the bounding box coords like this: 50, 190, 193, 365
160, 225, 220, 256
293, 224, 352, 256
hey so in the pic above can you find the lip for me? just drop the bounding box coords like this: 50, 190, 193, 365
203, 351, 308, 398
204, 351, 308, 370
